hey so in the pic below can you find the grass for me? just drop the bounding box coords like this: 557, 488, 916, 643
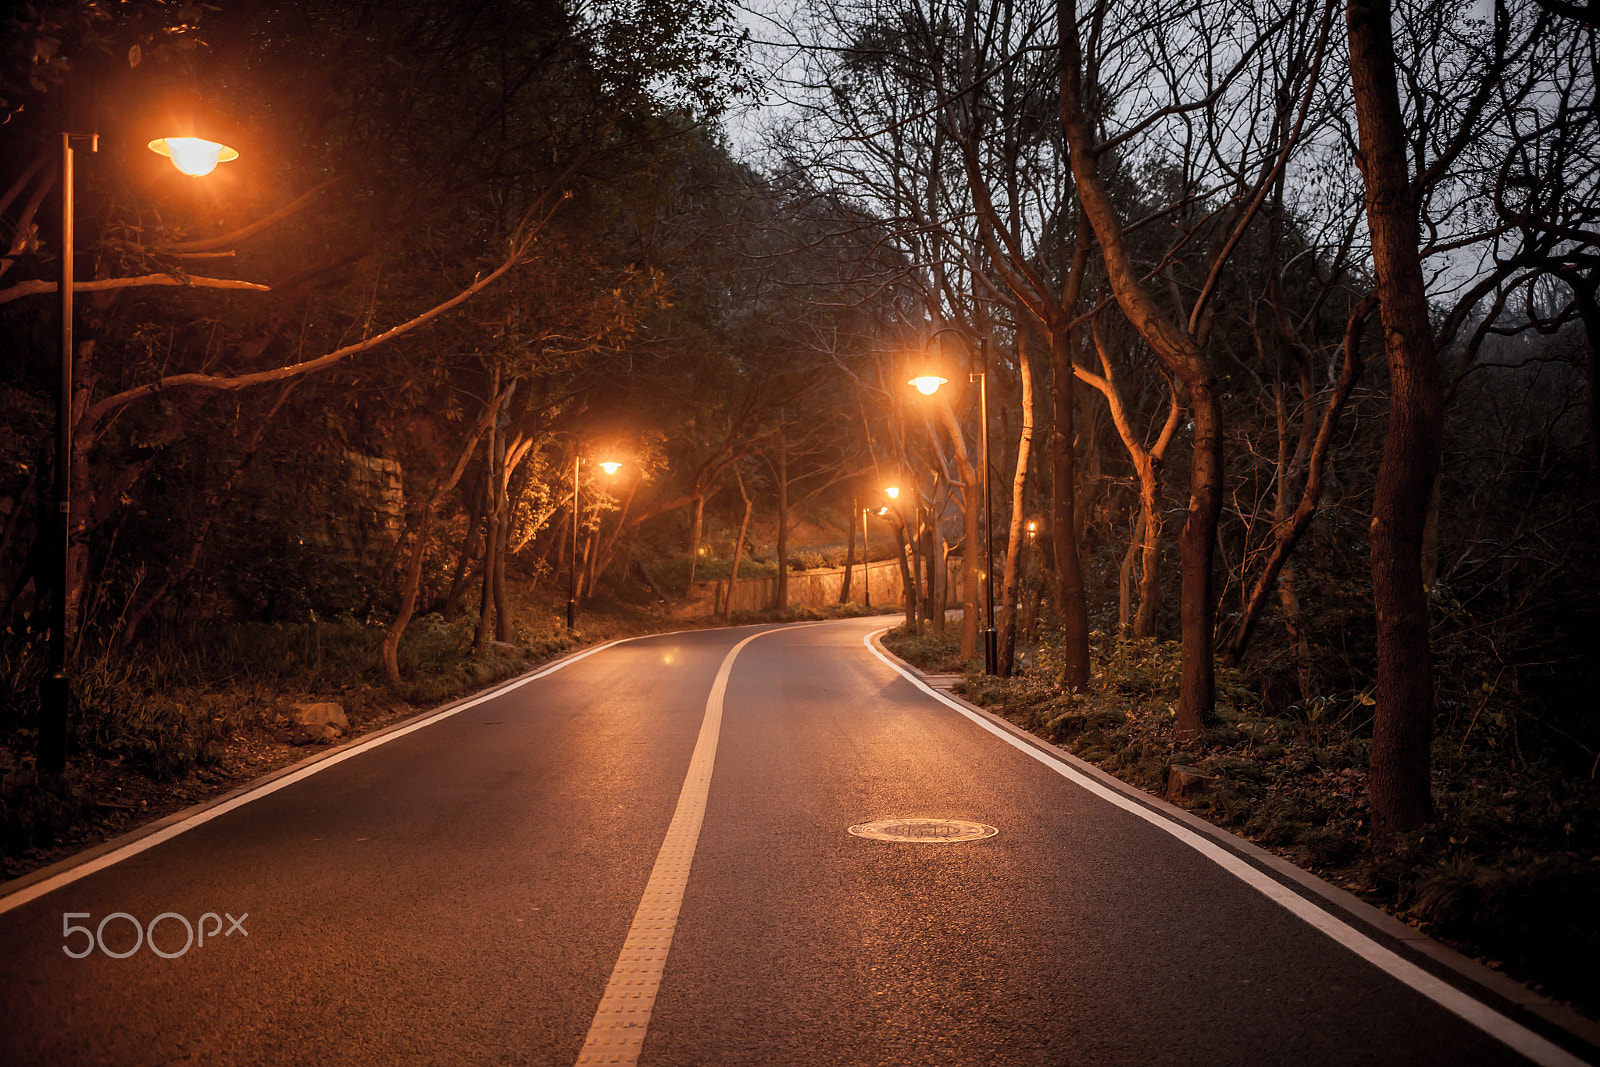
882, 623, 1600, 1020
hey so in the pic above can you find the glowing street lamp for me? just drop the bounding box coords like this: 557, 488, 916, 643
910, 327, 997, 674
568, 453, 621, 630
40, 106, 243, 774
147, 136, 239, 177
885, 485, 900, 499
147, 93, 242, 177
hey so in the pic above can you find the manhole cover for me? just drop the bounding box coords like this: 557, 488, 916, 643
848, 818, 998, 843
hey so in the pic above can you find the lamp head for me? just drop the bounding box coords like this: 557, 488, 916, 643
599, 461, 621, 475
885, 486, 900, 499
146, 92, 241, 176
909, 374, 947, 396
148, 136, 238, 176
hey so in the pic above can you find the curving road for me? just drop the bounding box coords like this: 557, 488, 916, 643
0, 618, 1593, 1066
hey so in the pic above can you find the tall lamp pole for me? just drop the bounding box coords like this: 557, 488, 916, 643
860, 505, 871, 609
567, 453, 620, 630
41, 108, 240, 773
910, 327, 997, 674
973, 336, 997, 675
567, 452, 581, 630
39, 131, 93, 774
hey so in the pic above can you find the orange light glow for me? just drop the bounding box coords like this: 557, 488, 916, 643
148, 136, 239, 177
599, 461, 621, 475
885, 486, 900, 499
909, 374, 947, 395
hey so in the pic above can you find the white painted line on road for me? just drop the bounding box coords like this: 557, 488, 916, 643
864, 630, 1591, 1067
0, 638, 631, 917
576, 627, 771, 1066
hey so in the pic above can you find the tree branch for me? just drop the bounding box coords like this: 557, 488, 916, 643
0, 273, 271, 306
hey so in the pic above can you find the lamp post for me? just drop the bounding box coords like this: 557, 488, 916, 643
882, 484, 919, 634
40, 113, 240, 775
910, 327, 996, 674
567, 453, 620, 630
859, 504, 871, 609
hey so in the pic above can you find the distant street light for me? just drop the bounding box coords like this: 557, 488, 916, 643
41, 105, 241, 774
909, 327, 997, 674
568, 452, 620, 630
883, 484, 919, 635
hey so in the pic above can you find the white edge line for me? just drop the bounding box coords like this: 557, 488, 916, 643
863, 628, 1591, 1067
0, 635, 642, 917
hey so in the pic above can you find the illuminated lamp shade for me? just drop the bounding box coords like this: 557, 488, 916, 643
909, 373, 947, 395
599, 461, 621, 475
885, 486, 900, 499
146, 92, 242, 176
149, 136, 238, 176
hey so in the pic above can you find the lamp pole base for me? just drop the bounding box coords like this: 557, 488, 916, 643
38, 669, 69, 774
566, 598, 577, 630
983, 628, 998, 676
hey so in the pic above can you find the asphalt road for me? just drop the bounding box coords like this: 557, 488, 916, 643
0, 617, 1592, 1066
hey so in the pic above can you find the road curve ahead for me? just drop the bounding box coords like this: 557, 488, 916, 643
0, 617, 1591, 1066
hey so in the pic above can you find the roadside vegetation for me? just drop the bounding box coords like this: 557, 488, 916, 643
883, 623, 1600, 1020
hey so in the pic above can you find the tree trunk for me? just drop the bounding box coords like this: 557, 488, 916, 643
723, 471, 753, 620
894, 516, 917, 633
1118, 509, 1142, 639
471, 375, 501, 658
1060, 2, 1221, 735
1175, 382, 1224, 734
939, 400, 981, 661
383, 390, 506, 686
1133, 455, 1165, 641
776, 429, 789, 610
1349, 0, 1443, 835
1223, 295, 1373, 667
1050, 224, 1095, 686
686, 493, 705, 593
999, 329, 1036, 676
491, 400, 512, 642
440, 489, 482, 622
1049, 327, 1090, 687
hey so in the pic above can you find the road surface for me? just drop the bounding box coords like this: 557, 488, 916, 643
1, 618, 1592, 1065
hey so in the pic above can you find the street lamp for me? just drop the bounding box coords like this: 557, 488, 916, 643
40, 109, 242, 774
859, 504, 872, 610
881, 483, 922, 635
909, 327, 997, 674
146, 93, 243, 177
567, 452, 620, 630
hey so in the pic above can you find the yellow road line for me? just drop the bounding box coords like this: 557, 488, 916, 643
575, 627, 769, 1065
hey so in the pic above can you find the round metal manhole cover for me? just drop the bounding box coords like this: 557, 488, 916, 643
848, 818, 998, 843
